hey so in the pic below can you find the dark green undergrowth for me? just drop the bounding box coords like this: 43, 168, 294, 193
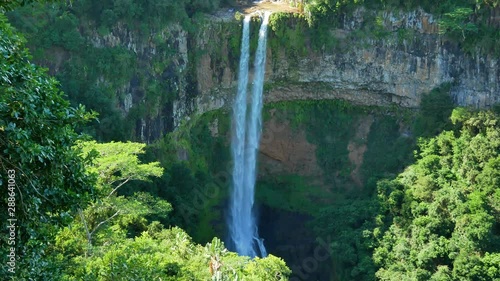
120, 109, 232, 243
99, 87, 455, 280
256, 175, 331, 216
413, 83, 455, 137
253, 89, 456, 280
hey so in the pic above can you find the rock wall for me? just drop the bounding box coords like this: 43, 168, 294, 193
71, 20, 189, 143
187, 9, 500, 126
31, 8, 500, 142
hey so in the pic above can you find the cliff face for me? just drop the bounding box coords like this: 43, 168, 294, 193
23, 8, 499, 142
33, 18, 189, 143
89, 22, 189, 142
191, 9, 499, 125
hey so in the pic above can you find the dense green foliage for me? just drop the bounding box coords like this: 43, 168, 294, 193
374, 109, 500, 280
0, 9, 291, 280
0, 0, 56, 11
314, 199, 379, 280
58, 225, 289, 280
52, 141, 291, 280
0, 13, 96, 278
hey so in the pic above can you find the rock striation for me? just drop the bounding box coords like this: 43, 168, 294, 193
191, 8, 499, 125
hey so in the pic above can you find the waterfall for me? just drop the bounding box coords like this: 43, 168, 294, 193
229, 12, 270, 258
229, 15, 252, 257
244, 11, 270, 257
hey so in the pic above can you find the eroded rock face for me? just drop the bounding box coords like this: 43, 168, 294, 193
259, 115, 322, 177
32, 8, 500, 142
188, 8, 500, 123
83, 21, 189, 143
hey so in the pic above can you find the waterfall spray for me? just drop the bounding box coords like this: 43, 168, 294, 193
229, 12, 271, 258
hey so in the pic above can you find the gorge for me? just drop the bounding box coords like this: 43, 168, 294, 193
3, 0, 500, 280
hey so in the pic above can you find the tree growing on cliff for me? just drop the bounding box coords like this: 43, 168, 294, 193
439, 7, 478, 40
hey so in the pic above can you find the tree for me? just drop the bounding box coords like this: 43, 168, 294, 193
0, 0, 54, 11
53, 141, 291, 280
439, 7, 478, 40
374, 109, 500, 280
70, 141, 165, 246
0, 12, 96, 278
77, 141, 163, 196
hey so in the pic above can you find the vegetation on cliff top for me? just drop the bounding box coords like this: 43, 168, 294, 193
271, 0, 500, 55
5, 0, 500, 142
237, 0, 497, 59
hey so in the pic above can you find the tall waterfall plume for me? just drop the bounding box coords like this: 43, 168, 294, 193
229, 12, 271, 258
229, 15, 252, 256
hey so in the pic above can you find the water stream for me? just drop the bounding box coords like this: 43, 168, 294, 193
229, 12, 270, 258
